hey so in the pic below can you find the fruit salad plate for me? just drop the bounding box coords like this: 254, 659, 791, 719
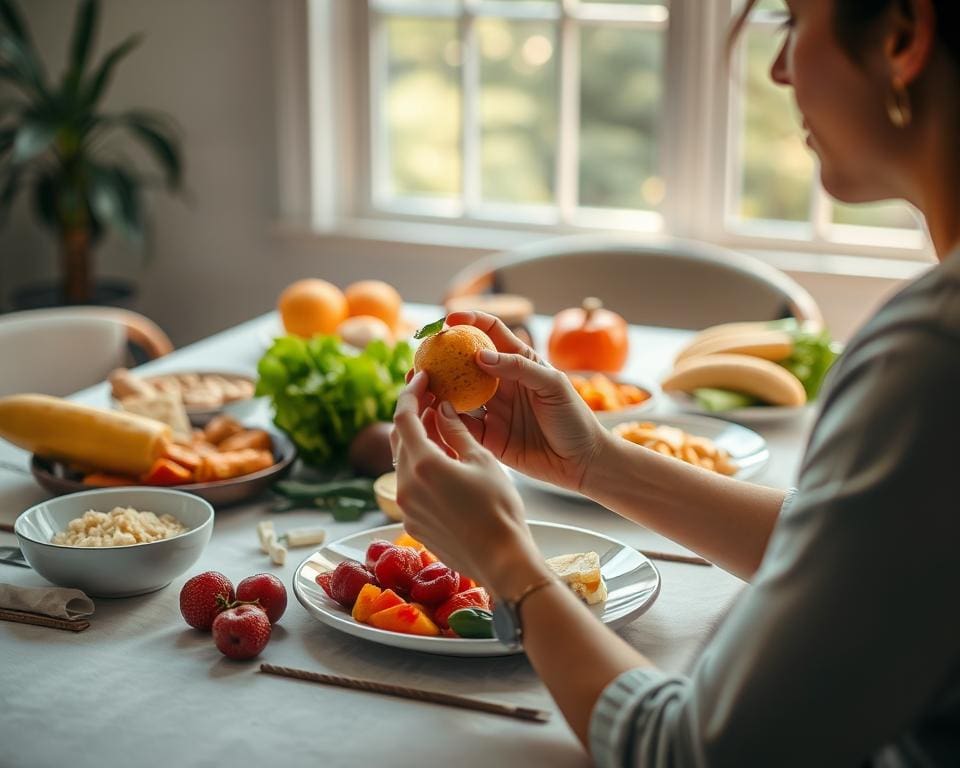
510, 412, 769, 502
293, 521, 661, 657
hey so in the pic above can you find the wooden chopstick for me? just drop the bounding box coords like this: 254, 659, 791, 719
0, 607, 90, 632
259, 664, 551, 723
0, 522, 16, 534
638, 549, 712, 567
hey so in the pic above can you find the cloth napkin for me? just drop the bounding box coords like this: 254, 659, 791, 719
0, 583, 95, 620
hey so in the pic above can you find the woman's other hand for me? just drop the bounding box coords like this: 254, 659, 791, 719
441, 310, 606, 493
392, 372, 549, 597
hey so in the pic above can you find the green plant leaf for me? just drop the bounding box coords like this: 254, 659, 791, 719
120, 111, 181, 189
110, 164, 142, 241
32, 171, 58, 231
0, 30, 47, 98
0, 125, 15, 157
10, 117, 55, 163
414, 317, 445, 339
0, 164, 22, 219
68, 0, 98, 78
88, 163, 141, 242
82, 32, 142, 110
0, 0, 28, 41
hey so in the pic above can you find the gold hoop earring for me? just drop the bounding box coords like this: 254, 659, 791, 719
887, 78, 912, 129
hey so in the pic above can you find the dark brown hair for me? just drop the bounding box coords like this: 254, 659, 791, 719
730, 0, 959, 64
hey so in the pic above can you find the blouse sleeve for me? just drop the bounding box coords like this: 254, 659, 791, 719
589, 328, 960, 767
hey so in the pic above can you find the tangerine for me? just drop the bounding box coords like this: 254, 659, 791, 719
414, 325, 499, 413
345, 280, 403, 330
278, 279, 348, 338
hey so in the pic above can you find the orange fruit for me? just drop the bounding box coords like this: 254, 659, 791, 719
345, 280, 403, 330
278, 279, 348, 338
414, 325, 499, 412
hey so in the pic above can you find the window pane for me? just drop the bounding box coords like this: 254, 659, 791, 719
832, 200, 919, 229
738, 27, 814, 221
478, 19, 557, 204
579, 26, 664, 210
385, 17, 460, 198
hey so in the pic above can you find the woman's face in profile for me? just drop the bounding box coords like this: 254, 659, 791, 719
768, 0, 904, 204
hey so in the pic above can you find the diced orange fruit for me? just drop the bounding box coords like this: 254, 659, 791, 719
419, 549, 439, 568
367, 588, 405, 617
351, 583, 383, 623
393, 532, 425, 551
368, 603, 440, 637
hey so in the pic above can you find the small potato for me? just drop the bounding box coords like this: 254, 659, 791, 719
217, 429, 273, 453
203, 414, 245, 445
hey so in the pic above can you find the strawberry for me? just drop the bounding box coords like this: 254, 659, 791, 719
212, 605, 272, 660
316, 571, 335, 599
236, 573, 287, 624
179, 571, 235, 631
365, 540, 395, 571
409, 562, 460, 606
434, 587, 491, 629
330, 560, 377, 608
373, 546, 422, 594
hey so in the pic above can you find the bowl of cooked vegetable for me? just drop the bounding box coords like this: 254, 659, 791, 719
0, 394, 295, 507
565, 371, 658, 428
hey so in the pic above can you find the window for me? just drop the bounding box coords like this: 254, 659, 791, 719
729, 0, 924, 252
321, 1, 927, 260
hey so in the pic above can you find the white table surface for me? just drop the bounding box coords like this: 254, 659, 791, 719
0, 305, 816, 768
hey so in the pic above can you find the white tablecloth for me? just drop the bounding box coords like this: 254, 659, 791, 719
0, 306, 815, 768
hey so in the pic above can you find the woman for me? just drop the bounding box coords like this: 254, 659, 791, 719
391, 0, 960, 764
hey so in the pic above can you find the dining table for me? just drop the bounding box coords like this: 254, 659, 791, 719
0, 304, 817, 768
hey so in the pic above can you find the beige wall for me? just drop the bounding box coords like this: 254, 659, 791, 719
0, 0, 911, 348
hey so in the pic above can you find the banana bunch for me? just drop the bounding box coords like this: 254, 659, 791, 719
662, 320, 840, 410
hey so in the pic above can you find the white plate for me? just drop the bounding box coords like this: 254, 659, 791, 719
664, 391, 811, 424
293, 521, 660, 657
511, 412, 770, 501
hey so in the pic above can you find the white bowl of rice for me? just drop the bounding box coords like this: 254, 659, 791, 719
14, 487, 214, 598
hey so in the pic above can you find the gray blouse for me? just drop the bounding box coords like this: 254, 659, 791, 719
589, 251, 960, 767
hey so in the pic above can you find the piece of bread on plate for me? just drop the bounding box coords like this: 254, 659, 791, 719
119, 390, 192, 441
545, 551, 607, 605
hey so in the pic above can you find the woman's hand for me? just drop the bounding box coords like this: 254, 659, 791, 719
392, 372, 550, 598
438, 310, 606, 493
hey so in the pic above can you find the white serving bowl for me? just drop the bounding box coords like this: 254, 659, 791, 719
14, 488, 214, 598
564, 371, 659, 428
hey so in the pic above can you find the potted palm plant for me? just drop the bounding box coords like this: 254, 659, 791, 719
0, 0, 181, 305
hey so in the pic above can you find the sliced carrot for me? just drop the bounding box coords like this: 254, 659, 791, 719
142, 458, 193, 486
161, 443, 202, 471
83, 472, 141, 487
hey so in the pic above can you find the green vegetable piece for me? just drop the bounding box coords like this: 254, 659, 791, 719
447, 608, 494, 639
273, 478, 375, 500
693, 388, 759, 412
413, 317, 445, 340
777, 326, 842, 400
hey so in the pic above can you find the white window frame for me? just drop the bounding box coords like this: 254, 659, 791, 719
275, 0, 932, 273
